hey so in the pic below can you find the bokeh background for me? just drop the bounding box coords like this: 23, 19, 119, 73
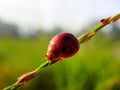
0, 0, 120, 90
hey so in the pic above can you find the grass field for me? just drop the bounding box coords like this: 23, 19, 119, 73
0, 32, 120, 90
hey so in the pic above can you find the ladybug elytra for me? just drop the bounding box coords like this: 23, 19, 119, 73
46, 32, 80, 63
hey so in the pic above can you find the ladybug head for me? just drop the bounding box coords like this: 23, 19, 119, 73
46, 43, 62, 63
46, 32, 80, 63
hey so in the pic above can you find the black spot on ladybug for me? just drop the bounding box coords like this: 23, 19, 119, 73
63, 36, 70, 42
100, 19, 105, 22
49, 57, 53, 60
61, 46, 67, 52
70, 48, 74, 53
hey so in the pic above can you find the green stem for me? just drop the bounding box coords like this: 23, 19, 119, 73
3, 61, 49, 90
3, 83, 19, 90
34, 61, 49, 72
78, 13, 120, 44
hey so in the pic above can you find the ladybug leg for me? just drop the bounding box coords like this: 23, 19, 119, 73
59, 56, 63, 63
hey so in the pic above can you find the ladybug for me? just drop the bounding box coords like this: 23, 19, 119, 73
46, 32, 80, 64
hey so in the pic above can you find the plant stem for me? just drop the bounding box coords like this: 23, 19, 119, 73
34, 60, 49, 72
3, 13, 120, 90
78, 13, 120, 44
3, 60, 49, 90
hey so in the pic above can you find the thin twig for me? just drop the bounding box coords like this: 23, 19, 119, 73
78, 13, 120, 44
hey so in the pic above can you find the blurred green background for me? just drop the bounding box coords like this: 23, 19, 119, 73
0, 22, 120, 90
0, 0, 120, 90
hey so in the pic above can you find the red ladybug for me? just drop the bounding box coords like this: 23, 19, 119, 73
46, 32, 80, 64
